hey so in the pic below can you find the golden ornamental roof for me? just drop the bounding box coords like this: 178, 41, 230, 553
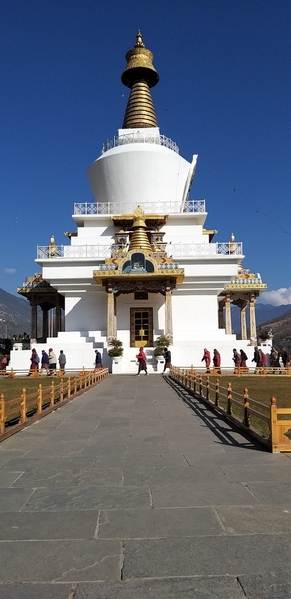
121, 31, 159, 128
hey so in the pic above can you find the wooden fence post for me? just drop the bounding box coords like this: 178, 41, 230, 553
50, 382, 55, 407
0, 393, 6, 433
67, 378, 71, 398
215, 378, 219, 407
20, 388, 27, 423
206, 376, 210, 401
37, 384, 43, 415
199, 375, 202, 396
74, 376, 77, 394
227, 382, 232, 415
243, 387, 250, 427
270, 396, 278, 452
60, 379, 64, 402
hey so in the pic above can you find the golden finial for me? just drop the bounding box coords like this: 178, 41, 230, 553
121, 33, 159, 128
229, 233, 237, 254
129, 206, 151, 251
135, 30, 145, 48
132, 206, 146, 227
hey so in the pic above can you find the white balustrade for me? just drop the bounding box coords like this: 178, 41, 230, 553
102, 132, 179, 154
74, 199, 206, 216
37, 241, 243, 260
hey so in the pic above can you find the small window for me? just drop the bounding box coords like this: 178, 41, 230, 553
134, 292, 148, 300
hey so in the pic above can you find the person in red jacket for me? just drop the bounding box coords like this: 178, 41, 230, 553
213, 349, 221, 374
201, 348, 211, 373
136, 347, 148, 376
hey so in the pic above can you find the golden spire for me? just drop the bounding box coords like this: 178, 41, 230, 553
121, 31, 159, 129
128, 206, 152, 252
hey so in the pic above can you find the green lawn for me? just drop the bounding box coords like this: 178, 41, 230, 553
0, 376, 69, 402
208, 375, 291, 408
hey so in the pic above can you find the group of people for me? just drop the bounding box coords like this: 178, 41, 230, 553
28, 348, 66, 376
201, 348, 223, 374
135, 346, 171, 376
201, 347, 249, 374
201, 345, 291, 374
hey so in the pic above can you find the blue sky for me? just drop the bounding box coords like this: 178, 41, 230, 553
1, 0, 291, 305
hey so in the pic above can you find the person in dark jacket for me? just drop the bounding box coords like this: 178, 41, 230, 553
163, 347, 171, 373
58, 350, 66, 374
282, 348, 289, 368
240, 349, 248, 370
41, 350, 49, 375
95, 350, 103, 369
252, 347, 262, 368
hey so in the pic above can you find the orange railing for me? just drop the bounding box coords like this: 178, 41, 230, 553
169, 367, 291, 453
0, 368, 108, 441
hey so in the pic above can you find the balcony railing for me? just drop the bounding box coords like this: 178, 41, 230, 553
37, 241, 243, 260
102, 132, 179, 154
74, 199, 206, 216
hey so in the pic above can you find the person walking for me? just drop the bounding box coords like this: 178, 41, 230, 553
28, 348, 39, 376
213, 349, 221, 374
136, 347, 148, 375
163, 347, 171, 374
232, 348, 241, 373
201, 348, 211, 373
240, 349, 248, 372
270, 347, 279, 372
48, 348, 57, 376
282, 348, 289, 368
58, 350, 66, 374
252, 346, 262, 372
41, 350, 49, 375
95, 349, 103, 369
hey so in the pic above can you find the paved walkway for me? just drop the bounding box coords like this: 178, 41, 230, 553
1, 374, 291, 598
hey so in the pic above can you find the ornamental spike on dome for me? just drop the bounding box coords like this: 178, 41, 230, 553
129, 206, 152, 252
121, 31, 159, 129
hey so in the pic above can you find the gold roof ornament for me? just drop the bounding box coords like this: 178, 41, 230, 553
121, 31, 159, 128
132, 205, 147, 228
129, 206, 152, 252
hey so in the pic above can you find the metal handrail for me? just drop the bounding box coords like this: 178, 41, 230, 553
73, 199, 206, 215
36, 241, 243, 260
102, 132, 179, 154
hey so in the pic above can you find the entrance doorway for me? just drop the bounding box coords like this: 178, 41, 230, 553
130, 308, 153, 347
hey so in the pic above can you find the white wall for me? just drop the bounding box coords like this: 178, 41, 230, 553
87, 144, 191, 207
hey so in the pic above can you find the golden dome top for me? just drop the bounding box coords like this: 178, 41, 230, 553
121, 30, 159, 89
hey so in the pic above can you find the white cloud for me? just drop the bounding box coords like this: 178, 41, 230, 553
4, 268, 16, 275
258, 288, 291, 306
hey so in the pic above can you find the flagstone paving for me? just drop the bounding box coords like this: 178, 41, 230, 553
1, 373, 291, 598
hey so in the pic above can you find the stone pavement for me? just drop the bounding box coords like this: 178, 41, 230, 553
1, 374, 291, 598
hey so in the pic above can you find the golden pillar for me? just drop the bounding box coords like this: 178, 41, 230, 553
240, 301, 247, 340
225, 294, 232, 335
165, 281, 173, 343
249, 293, 257, 344
107, 283, 115, 339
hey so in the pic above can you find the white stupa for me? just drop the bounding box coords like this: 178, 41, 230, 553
15, 31, 267, 373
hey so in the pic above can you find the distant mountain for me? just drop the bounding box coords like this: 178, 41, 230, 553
257, 306, 291, 352
232, 303, 291, 333
0, 288, 31, 338
1, 286, 291, 349
256, 303, 291, 324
